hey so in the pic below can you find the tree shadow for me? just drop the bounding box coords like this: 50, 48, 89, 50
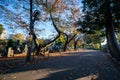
3, 51, 96, 73
36, 65, 99, 80
1, 50, 120, 80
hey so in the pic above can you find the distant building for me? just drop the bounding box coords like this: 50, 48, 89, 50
0, 30, 6, 40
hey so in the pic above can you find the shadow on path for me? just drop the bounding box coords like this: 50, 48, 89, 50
1, 50, 120, 80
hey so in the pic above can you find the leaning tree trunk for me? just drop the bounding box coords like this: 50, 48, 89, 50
63, 34, 76, 51
43, 12, 61, 47
36, 12, 61, 55
105, 0, 120, 61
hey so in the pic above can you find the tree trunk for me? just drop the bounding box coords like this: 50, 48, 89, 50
99, 42, 102, 50
74, 40, 77, 50
63, 33, 68, 51
26, 0, 33, 62
43, 12, 61, 47
105, 0, 120, 61
36, 12, 61, 55
26, 44, 31, 62
63, 34, 76, 51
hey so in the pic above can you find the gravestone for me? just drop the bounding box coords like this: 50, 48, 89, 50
7, 47, 14, 57
24, 44, 28, 55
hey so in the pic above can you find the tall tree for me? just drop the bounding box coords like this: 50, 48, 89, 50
26, 0, 33, 62
79, 0, 120, 61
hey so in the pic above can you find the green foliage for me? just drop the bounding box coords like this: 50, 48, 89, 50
77, 40, 84, 47
78, 0, 120, 34
7, 39, 22, 51
59, 34, 66, 43
55, 34, 65, 45
0, 24, 4, 34
80, 0, 120, 59
36, 38, 44, 46
0, 40, 7, 51
92, 44, 100, 50
7, 39, 15, 48
0, 39, 7, 45
85, 33, 103, 45
10, 33, 24, 41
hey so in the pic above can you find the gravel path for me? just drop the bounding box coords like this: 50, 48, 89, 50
0, 50, 120, 80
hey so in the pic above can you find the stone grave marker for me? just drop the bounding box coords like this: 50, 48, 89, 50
24, 44, 28, 55
7, 47, 14, 57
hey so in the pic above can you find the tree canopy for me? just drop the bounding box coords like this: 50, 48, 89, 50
78, 0, 120, 61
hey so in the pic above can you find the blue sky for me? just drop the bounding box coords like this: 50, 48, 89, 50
0, 0, 82, 39
0, 0, 57, 39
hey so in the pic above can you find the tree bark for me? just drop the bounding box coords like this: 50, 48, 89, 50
99, 42, 102, 50
26, 0, 33, 62
105, 0, 120, 61
63, 34, 76, 51
63, 33, 68, 51
74, 39, 77, 50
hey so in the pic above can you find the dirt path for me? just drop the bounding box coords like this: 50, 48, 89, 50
0, 50, 120, 80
